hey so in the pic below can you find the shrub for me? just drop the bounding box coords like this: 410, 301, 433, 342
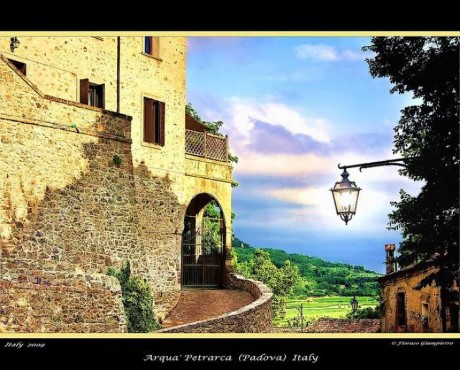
108, 262, 160, 332
112, 154, 122, 167
346, 306, 380, 320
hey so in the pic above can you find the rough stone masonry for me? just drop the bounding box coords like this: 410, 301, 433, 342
0, 37, 234, 332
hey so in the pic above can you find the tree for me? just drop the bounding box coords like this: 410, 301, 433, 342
364, 37, 459, 331
346, 306, 380, 320
186, 103, 224, 135
279, 260, 302, 297
250, 249, 282, 294
234, 249, 301, 317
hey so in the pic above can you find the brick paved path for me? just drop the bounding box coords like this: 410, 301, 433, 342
161, 289, 255, 328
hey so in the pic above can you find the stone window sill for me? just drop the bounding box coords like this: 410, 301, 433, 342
141, 141, 163, 149
141, 52, 163, 62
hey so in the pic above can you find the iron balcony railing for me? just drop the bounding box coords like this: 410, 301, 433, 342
185, 129, 229, 162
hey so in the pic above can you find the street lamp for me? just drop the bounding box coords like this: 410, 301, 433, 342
280, 306, 287, 320
294, 303, 305, 333
330, 168, 361, 225
350, 296, 359, 312
330, 157, 417, 225
10, 37, 20, 53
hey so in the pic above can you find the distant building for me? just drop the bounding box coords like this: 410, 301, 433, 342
379, 244, 459, 332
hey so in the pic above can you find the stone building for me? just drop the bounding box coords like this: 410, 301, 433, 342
379, 244, 459, 333
0, 36, 233, 332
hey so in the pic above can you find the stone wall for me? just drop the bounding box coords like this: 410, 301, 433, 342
0, 37, 117, 107
158, 274, 273, 333
0, 36, 188, 178
0, 36, 234, 331
0, 276, 125, 333
118, 37, 187, 179
132, 166, 185, 316
0, 57, 134, 332
0, 54, 190, 325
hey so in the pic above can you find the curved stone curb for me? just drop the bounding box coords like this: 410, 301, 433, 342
157, 274, 272, 333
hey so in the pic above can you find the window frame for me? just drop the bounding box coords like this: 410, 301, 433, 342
143, 36, 161, 60
80, 79, 105, 109
143, 96, 165, 147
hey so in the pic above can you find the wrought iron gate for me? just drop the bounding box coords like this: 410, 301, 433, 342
182, 215, 224, 287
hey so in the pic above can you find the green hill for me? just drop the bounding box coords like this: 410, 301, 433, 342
232, 237, 381, 297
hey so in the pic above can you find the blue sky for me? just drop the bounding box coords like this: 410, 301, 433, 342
186, 37, 423, 273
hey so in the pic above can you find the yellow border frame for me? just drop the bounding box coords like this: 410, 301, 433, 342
0, 31, 459, 340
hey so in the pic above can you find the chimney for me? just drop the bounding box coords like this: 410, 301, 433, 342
384, 244, 397, 274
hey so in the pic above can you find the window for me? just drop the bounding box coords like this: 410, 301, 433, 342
143, 97, 165, 146
80, 79, 105, 109
421, 303, 429, 327
396, 292, 406, 327
421, 303, 428, 317
144, 36, 160, 59
8, 58, 26, 75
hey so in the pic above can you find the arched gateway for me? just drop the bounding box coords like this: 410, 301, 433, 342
182, 193, 226, 287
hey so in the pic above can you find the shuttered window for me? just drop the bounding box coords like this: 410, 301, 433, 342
143, 97, 165, 146
144, 36, 160, 59
80, 79, 105, 108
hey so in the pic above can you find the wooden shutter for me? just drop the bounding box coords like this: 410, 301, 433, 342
143, 98, 154, 143
80, 79, 89, 105
159, 101, 165, 146
152, 37, 160, 58
100, 84, 105, 109
150, 37, 155, 55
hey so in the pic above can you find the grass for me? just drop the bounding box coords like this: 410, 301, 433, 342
274, 296, 379, 327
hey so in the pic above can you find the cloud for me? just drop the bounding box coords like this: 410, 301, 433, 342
294, 44, 372, 62
248, 120, 330, 155
295, 44, 339, 61
225, 98, 332, 146
214, 95, 423, 261
188, 95, 398, 180
263, 185, 392, 232
247, 120, 391, 156
262, 164, 423, 231
341, 49, 366, 61
257, 71, 321, 82
235, 152, 333, 177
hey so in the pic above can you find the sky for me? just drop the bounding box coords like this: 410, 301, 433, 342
186, 37, 423, 273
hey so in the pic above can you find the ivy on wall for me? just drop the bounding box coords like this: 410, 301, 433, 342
108, 262, 160, 332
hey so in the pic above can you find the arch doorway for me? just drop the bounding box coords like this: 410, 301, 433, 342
182, 194, 225, 287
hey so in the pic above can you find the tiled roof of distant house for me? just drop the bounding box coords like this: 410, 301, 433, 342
305, 318, 381, 333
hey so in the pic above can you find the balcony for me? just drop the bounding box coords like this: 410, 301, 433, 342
185, 129, 228, 162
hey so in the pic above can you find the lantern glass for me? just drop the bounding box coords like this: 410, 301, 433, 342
330, 169, 361, 225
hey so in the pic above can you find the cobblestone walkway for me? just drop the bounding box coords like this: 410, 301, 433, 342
161, 289, 255, 328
